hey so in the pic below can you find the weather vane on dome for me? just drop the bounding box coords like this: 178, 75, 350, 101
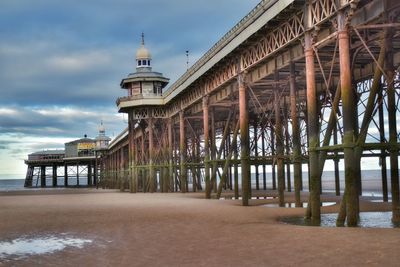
141, 32, 145, 45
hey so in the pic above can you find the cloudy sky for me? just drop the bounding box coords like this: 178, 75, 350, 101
0, 0, 261, 178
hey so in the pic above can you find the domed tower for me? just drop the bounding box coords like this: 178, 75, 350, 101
136, 34, 152, 71
114, 34, 171, 193
95, 121, 111, 151
118, 33, 169, 105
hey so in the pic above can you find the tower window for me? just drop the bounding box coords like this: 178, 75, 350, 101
142, 60, 147, 66
148, 60, 150, 66
138, 60, 142, 66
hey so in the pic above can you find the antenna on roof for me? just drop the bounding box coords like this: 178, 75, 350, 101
186, 50, 189, 70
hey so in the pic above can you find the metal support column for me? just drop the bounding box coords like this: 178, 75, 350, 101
290, 62, 302, 207
284, 102, 291, 192
94, 151, 98, 187
77, 163, 80, 186
378, 88, 388, 201
129, 115, 137, 193
271, 125, 276, 190
203, 96, 211, 198
254, 120, 259, 190
337, 13, 358, 226
333, 123, 340, 196
239, 73, 250, 206
52, 164, 57, 187
120, 148, 125, 192
40, 165, 46, 187
179, 111, 187, 193
234, 134, 239, 199
168, 118, 174, 192
141, 128, 146, 192
211, 108, 217, 193
305, 31, 320, 223
148, 117, 155, 193
64, 164, 68, 187
274, 76, 285, 207
261, 126, 267, 190
88, 163, 92, 186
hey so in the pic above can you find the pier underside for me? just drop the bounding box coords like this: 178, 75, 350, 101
25, 158, 97, 188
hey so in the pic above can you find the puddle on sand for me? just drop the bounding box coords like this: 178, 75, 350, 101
263, 202, 337, 208
370, 199, 388, 203
0, 234, 93, 260
219, 196, 276, 200
280, 212, 400, 228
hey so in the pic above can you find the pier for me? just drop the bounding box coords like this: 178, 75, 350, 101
100, 0, 400, 227
25, 127, 111, 188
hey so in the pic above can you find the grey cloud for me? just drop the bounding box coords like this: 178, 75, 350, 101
9, 148, 26, 156
0, 140, 21, 145
0, 139, 22, 150
0, 42, 130, 107
0, 105, 125, 139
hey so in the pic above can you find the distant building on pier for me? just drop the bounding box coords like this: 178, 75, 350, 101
65, 134, 96, 158
24, 124, 111, 188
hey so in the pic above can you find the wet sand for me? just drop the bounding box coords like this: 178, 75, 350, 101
0, 189, 399, 266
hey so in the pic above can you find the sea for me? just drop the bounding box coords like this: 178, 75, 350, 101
0, 169, 390, 197
0, 177, 88, 192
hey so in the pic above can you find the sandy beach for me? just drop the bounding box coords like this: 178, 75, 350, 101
0, 189, 399, 267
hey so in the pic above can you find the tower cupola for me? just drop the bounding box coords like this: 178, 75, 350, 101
118, 33, 170, 111
136, 33, 152, 70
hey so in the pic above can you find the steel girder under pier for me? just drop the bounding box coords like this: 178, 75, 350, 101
104, 0, 400, 226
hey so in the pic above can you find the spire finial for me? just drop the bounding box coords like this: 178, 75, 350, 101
186, 50, 189, 70
141, 32, 145, 45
